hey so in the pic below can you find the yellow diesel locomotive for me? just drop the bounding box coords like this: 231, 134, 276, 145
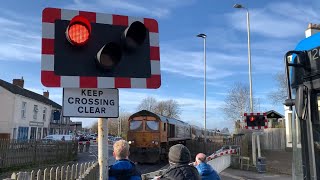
127, 110, 191, 163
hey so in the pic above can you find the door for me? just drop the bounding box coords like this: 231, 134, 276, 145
30, 127, 37, 140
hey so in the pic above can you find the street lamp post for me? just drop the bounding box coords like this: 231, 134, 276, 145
233, 4, 253, 113
197, 33, 207, 143
233, 4, 258, 166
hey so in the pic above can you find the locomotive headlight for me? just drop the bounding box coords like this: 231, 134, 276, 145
155, 141, 159, 145
128, 140, 134, 144
152, 141, 155, 144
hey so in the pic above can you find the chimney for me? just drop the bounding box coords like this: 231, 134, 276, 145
12, 77, 24, 88
43, 90, 49, 98
305, 23, 320, 38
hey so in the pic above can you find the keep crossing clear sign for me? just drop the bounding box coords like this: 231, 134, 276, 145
63, 88, 119, 118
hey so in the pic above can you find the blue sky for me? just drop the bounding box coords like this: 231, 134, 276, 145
1, 0, 319, 130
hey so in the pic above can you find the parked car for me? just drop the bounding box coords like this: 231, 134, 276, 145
113, 137, 123, 142
42, 135, 74, 142
85, 134, 96, 140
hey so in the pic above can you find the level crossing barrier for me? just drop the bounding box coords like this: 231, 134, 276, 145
141, 148, 240, 179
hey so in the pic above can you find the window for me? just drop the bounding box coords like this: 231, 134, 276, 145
164, 123, 166, 131
146, 121, 159, 131
129, 120, 143, 131
33, 105, 38, 120
21, 102, 26, 119
42, 107, 47, 121
18, 127, 29, 140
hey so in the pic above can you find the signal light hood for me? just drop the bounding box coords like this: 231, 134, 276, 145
123, 21, 147, 51
66, 15, 92, 46
96, 42, 122, 70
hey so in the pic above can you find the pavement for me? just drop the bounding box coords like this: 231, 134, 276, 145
220, 168, 292, 180
262, 150, 292, 175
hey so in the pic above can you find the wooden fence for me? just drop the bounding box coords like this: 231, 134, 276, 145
6, 161, 98, 180
0, 139, 78, 170
260, 128, 286, 150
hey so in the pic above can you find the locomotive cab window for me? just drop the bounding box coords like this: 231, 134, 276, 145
146, 121, 159, 131
164, 123, 166, 131
130, 120, 143, 131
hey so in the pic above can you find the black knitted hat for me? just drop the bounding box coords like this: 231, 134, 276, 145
168, 144, 191, 164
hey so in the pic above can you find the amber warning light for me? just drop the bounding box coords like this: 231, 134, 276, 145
66, 15, 91, 46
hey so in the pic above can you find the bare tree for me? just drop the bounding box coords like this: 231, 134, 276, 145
90, 111, 130, 137
107, 118, 118, 136
137, 97, 181, 119
118, 112, 130, 138
137, 97, 157, 112
222, 82, 251, 121
268, 72, 287, 105
154, 100, 166, 116
91, 121, 98, 133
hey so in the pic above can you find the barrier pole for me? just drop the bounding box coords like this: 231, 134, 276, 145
252, 133, 256, 166
257, 134, 261, 158
98, 118, 108, 180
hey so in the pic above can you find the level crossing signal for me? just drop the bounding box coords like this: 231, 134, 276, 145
244, 113, 268, 130
41, 8, 161, 89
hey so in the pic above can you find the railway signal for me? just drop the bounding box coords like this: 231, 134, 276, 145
244, 113, 268, 130
41, 8, 161, 89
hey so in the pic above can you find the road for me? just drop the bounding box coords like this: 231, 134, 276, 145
77, 142, 168, 174
220, 168, 292, 180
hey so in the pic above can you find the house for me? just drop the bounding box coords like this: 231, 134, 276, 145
0, 78, 71, 140
69, 121, 82, 134
265, 110, 285, 128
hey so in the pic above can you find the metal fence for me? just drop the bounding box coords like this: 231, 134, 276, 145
0, 139, 78, 170
5, 161, 98, 180
186, 140, 223, 158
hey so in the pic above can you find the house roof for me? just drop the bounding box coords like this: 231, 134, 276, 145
265, 110, 284, 118
0, 79, 61, 109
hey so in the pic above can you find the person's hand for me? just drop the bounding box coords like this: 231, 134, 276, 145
153, 176, 161, 180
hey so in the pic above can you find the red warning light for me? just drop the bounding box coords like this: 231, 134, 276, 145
66, 15, 91, 46
250, 116, 255, 122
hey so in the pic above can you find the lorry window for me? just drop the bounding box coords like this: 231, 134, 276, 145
130, 120, 143, 131
146, 121, 159, 131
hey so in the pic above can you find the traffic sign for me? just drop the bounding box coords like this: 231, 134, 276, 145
41, 7, 161, 89
62, 88, 119, 117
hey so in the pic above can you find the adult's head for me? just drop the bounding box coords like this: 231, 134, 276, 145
168, 144, 191, 165
113, 140, 130, 160
195, 153, 206, 165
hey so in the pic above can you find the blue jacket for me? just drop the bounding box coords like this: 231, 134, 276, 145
196, 162, 220, 180
109, 159, 141, 180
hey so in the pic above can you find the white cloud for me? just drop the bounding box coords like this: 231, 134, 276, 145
227, 2, 319, 38
160, 47, 245, 81
65, 0, 192, 18
0, 11, 40, 62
